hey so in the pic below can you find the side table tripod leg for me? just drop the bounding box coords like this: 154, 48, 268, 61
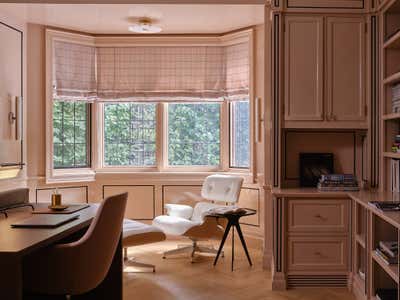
235, 223, 252, 266
213, 221, 232, 266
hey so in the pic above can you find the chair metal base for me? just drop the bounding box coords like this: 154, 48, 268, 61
123, 248, 156, 273
162, 240, 223, 262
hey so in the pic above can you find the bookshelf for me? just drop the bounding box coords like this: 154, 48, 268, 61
381, 0, 400, 191
375, 0, 400, 298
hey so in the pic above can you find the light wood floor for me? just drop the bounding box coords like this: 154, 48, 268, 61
123, 240, 356, 300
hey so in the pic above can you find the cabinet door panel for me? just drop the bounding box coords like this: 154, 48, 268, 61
284, 16, 324, 121
326, 17, 366, 122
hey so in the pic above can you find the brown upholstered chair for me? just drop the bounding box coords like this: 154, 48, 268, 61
23, 193, 127, 297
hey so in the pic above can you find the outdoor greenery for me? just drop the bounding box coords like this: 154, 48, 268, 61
104, 103, 156, 166
168, 103, 221, 166
53, 101, 89, 168
231, 100, 250, 168
53, 100, 249, 169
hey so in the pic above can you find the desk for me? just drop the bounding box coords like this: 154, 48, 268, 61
0, 204, 122, 300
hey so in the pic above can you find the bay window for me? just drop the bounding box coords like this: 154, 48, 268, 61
47, 29, 253, 181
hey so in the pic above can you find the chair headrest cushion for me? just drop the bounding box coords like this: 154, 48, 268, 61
201, 174, 243, 204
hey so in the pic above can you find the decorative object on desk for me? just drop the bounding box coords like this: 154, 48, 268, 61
49, 189, 68, 211
33, 204, 89, 215
317, 174, 359, 191
375, 288, 398, 300
368, 201, 400, 211
299, 153, 334, 187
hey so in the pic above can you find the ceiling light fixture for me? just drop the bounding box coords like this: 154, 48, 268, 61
128, 17, 162, 34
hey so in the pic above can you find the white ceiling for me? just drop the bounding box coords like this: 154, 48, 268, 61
0, 4, 264, 34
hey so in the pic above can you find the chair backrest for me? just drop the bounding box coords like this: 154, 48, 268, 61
201, 174, 243, 204
60, 193, 127, 294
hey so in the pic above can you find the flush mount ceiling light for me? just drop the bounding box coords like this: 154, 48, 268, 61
128, 17, 162, 34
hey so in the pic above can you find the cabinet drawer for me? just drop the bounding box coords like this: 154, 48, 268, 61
288, 199, 349, 233
287, 236, 348, 272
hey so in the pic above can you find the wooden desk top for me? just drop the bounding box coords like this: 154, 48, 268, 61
0, 204, 97, 256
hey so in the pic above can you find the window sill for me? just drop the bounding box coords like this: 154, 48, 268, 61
46, 168, 96, 184
94, 169, 254, 182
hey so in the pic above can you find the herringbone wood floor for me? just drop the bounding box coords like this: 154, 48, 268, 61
123, 241, 356, 300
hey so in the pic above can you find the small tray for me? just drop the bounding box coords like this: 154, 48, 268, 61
48, 205, 69, 211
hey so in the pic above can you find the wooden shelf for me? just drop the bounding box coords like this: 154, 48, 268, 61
384, 30, 400, 49
384, 71, 400, 85
372, 251, 399, 283
383, 152, 400, 159
383, 112, 400, 120
356, 234, 366, 249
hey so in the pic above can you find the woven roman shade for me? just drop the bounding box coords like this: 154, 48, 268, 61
53, 41, 97, 102
96, 42, 249, 102
224, 42, 250, 101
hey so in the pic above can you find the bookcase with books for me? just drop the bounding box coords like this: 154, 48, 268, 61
376, 0, 400, 298
371, 216, 399, 300
381, 0, 400, 191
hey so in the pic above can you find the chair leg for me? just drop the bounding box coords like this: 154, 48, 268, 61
162, 245, 194, 258
124, 258, 156, 273
123, 247, 156, 272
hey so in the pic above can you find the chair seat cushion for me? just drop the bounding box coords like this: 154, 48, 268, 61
165, 203, 193, 219
123, 219, 166, 247
152, 215, 201, 236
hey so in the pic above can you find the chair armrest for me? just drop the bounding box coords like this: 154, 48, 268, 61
165, 204, 193, 219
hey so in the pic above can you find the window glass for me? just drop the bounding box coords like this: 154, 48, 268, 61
168, 103, 221, 166
104, 103, 156, 167
230, 100, 250, 168
53, 101, 90, 168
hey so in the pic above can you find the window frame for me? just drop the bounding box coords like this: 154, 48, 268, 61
229, 99, 251, 170
53, 101, 92, 170
46, 29, 96, 183
99, 102, 160, 172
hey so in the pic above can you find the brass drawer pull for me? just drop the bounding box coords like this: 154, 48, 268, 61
314, 214, 326, 220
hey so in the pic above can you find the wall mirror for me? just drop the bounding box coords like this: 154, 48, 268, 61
0, 22, 23, 170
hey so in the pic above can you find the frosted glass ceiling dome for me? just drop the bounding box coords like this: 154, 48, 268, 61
128, 18, 162, 34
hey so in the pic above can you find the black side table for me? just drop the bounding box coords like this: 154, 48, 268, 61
208, 208, 256, 271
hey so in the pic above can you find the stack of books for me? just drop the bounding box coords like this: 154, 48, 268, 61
376, 288, 398, 300
391, 135, 400, 153
369, 201, 400, 211
392, 83, 400, 113
374, 241, 398, 265
317, 174, 359, 191
390, 159, 400, 191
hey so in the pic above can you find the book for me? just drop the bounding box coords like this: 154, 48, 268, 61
379, 241, 398, 258
207, 206, 246, 215
368, 201, 400, 211
376, 288, 398, 300
375, 248, 398, 265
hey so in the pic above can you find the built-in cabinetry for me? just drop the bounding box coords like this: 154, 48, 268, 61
271, 189, 400, 299
271, 190, 351, 289
380, 0, 400, 190
286, 0, 364, 9
284, 15, 367, 129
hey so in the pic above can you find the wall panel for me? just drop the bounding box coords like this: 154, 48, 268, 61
103, 185, 155, 220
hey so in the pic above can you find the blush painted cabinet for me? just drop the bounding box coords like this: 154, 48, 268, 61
283, 15, 367, 129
